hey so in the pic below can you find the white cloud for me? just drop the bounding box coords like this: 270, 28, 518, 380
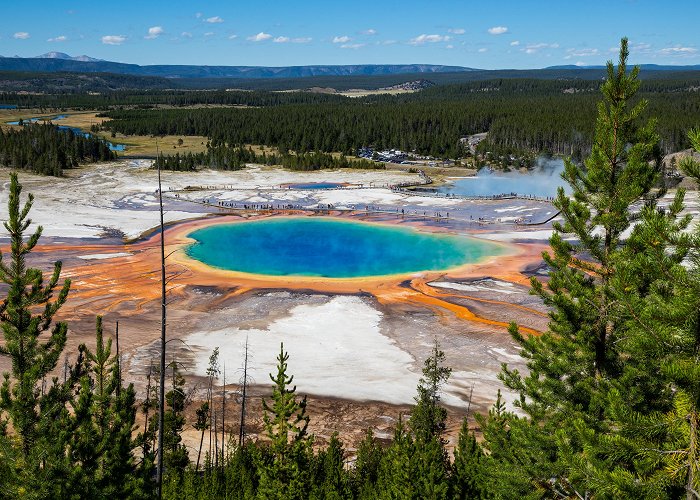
145, 26, 164, 40
488, 26, 508, 35
206, 16, 224, 23
448, 28, 465, 35
228, 34, 238, 40
273, 35, 311, 44
361, 29, 377, 36
181, 31, 193, 38
380, 40, 397, 45
478, 47, 488, 53
340, 43, 365, 49
101, 35, 126, 45
409, 34, 450, 45
575, 61, 587, 67
510, 40, 520, 46
333, 35, 351, 43
565, 48, 599, 57
247, 32, 272, 42
446, 44, 454, 49
522, 42, 559, 54
47, 35, 67, 42
658, 46, 698, 56
13, 32, 30, 40
204, 32, 215, 37
195, 12, 202, 18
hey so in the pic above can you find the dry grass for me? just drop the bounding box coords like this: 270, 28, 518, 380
112, 134, 210, 156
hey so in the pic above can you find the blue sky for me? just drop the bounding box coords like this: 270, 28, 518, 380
2, 0, 699, 69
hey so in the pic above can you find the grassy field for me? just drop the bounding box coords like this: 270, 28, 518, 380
109, 133, 210, 157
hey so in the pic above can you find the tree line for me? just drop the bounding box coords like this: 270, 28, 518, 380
154, 147, 383, 172
0, 123, 115, 176
100, 80, 700, 158
1, 39, 700, 498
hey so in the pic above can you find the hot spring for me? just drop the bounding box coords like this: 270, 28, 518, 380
185, 217, 503, 278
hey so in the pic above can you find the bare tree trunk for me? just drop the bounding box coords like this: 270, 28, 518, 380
239, 337, 249, 447
222, 363, 226, 466
115, 320, 121, 397
156, 144, 167, 499
214, 411, 219, 470
688, 409, 699, 500
143, 362, 153, 460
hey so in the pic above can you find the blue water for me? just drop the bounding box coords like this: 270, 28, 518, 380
56, 126, 126, 151
186, 217, 502, 278
286, 182, 345, 189
0, 105, 18, 109
6, 115, 126, 151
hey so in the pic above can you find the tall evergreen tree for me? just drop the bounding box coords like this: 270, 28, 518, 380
486, 38, 664, 496
257, 343, 312, 499
0, 172, 71, 491
409, 339, 452, 443
596, 127, 700, 498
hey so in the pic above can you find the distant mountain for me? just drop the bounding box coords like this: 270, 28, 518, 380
35, 52, 102, 62
0, 55, 477, 79
547, 63, 700, 71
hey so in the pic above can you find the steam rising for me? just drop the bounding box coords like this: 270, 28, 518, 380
436, 157, 569, 198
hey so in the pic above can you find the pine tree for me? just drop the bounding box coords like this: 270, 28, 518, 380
409, 339, 452, 443
489, 38, 663, 497
163, 364, 190, 478
0, 172, 71, 491
593, 127, 700, 498
376, 416, 416, 499
352, 429, 383, 499
311, 433, 351, 499
257, 343, 312, 499
452, 417, 488, 499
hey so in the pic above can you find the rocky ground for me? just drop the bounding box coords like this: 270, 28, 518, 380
8, 159, 680, 455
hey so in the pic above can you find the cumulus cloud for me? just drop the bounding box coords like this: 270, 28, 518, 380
145, 26, 164, 40
101, 35, 127, 45
340, 43, 365, 49
47, 35, 67, 42
488, 26, 508, 35
13, 32, 30, 40
333, 35, 351, 43
409, 34, 450, 45
448, 28, 465, 35
181, 31, 193, 38
361, 29, 377, 36
273, 36, 290, 43
228, 34, 238, 40
206, 16, 224, 23
510, 40, 520, 46
247, 32, 272, 42
478, 47, 488, 53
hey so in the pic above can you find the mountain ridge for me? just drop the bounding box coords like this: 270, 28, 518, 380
0, 55, 478, 79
